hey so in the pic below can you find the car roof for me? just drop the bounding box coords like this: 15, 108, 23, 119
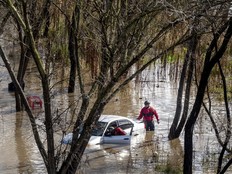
99, 115, 131, 123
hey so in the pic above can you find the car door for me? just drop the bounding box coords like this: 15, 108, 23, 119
103, 135, 131, 144
118, 119, 134, 135
102, 121, 132, 144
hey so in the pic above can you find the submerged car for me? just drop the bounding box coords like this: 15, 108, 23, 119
62, 115, 145, 145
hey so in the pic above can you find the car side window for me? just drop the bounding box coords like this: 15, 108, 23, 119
118, 119, 133, 130
104, 121, 118, 136
108, 121, 118, 128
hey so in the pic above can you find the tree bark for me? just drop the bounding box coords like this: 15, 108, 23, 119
68, 3, 80, 93
15, 20, 28, 111
216, 61, 231, 173
168, 33, 198, 140
174, 34, 197, 137
184, 17, 232, 174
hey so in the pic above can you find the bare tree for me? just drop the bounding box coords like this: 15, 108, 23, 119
166, 1, 232, 173
168, 0, 232, 140
1, 0, 191, 173
58, 1, 190, 173
168, 29, 198, 140
3, 1, 232, 174
67, 2, 79, 93
184, 17, 232, 174
202, 60, 231, 174
0, 0, 52, 111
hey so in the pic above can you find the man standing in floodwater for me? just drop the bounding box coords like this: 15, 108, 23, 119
137, 101, 160, 131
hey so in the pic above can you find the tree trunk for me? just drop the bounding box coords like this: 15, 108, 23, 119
42, 76, 56, 174
0, 45, 48, 169
68, 4, 80, 93
174, 34, 197, 137
168, 33, 198, 140
12, 0, 51, 111
216, 61, 231, 173
184, 18, 232, 174
184, 61, 213, 173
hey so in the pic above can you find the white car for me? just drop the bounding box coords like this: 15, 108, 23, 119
62, 115, 145, 145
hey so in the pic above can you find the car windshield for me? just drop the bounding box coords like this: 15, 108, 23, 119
91, 121, 108, 136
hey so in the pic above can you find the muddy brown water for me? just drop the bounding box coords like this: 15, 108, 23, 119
0, 56, 229, 173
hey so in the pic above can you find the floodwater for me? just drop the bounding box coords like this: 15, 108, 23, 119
0, 53, 230, 173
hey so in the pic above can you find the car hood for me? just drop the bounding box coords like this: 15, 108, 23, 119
88, 136, 102, 145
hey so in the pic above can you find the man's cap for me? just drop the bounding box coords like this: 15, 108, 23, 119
144, 101, 150, 105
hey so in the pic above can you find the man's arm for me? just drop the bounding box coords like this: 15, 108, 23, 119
137, 108, 144, 120
151, 107, 159, 123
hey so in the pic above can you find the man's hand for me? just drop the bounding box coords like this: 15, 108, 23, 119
157, 120, 160, 124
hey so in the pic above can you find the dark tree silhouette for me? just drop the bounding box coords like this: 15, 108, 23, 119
184, 17, 232, 174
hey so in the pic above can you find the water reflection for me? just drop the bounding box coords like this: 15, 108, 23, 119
80, 131, 165, 173
135, 131, 158, 172
1, 58, 223, 173
72, 130, 155, 173
168, 138, 183, 172
0, 80, 179, 173
15, 112, 32, 173
82, 144, 132, 173
0, 110, 47, 174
